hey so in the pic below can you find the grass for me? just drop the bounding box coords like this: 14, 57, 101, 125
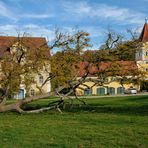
0, 95, 148, 148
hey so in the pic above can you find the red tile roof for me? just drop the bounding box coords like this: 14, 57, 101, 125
0, 36, 50, 58
78, 61, 138, 77
139, 23, 148, 42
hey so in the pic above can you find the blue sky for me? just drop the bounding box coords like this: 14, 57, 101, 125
0, 0, 148, 50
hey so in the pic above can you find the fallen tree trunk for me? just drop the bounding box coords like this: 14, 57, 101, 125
0, 72, 88, 114
0, 93, 53, 113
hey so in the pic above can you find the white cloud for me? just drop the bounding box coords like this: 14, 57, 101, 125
0, 23, 105, 49
63, 1, 91, 16
23, 24, 55, 41
92, 4, 144, 25
0, 25, 18, 35
60, 25, 105, 49
80, 26, 105, 37
57, 25, 105, 39
62, 1, 145, 25
19, 14, 54, 19
0, 1, 10, 17
0, 24, 55, 41
0, 1, 17, 20
0, 1, 54, 21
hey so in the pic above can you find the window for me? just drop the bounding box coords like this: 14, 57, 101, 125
146, 68, 148, 72
107, 87, 115, 95
39, 74, 44, 84
146, 51, 148, 56
104, 78, 108, 83
111, 77, 116, 81
84, 88, 92, 96
30, 89, 35, 96
117, 87, 125, 94
97, 87, 105, 96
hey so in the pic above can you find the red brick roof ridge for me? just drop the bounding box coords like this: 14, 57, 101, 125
0, 36, 48, 49
78, 61, 137, 77
0, 36, 50, 58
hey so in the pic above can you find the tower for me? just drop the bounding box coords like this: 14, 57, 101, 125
136, 19, 148, 72
136, 19, 148, 90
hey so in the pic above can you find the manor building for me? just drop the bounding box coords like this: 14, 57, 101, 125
76, 21, 148, 96
0, 36, 51, 99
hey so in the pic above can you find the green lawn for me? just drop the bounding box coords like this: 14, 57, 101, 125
0, 95, 148, 148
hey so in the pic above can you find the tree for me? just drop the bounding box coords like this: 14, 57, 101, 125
104, 61, 144, 89
99, 28, 141, 61
112, 39, 141, 61
0, 30, 91, 113
100, 29, 123, 50
51, 50, 79, 89
79, 28, 144, 95
77, 60, 143, 94
0, 28, 145, 114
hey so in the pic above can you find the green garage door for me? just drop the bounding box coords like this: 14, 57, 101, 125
117, 87, 125, 94
107, 87, 115, 95
84, 88, 92, 96
97, 87, 105, 96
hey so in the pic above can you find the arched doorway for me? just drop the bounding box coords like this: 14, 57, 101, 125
107, 87, 115, 95
84, 88, 92, 96
97, 87, 105, 96
117, 87, 125, 94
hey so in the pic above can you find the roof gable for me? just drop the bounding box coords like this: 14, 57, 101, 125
139, 23, 148, 42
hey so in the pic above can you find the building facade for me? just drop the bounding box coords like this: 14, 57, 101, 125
76, 61, 139, 96
0, 36, 51, 99
76, 21, 148, 96
136, 21, 148, 75
135, 21, 148, 90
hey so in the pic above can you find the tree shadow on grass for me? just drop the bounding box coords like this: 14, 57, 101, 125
22, 96, 148, 116
63, 104, 148, 116
22, 103, 148, 116
120, 95, 148, 103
